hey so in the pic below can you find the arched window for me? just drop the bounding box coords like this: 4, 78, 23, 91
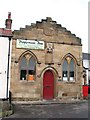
20, 55, 36, 81
62, 57, 75, 82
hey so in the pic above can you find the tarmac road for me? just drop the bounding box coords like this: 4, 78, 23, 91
3, 101, 88, 119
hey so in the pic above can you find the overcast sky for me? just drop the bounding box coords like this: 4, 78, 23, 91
0, 0, 88, 53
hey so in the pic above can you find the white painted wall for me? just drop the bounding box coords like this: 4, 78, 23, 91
83, 60, 89, 69
0, 37, 11, 99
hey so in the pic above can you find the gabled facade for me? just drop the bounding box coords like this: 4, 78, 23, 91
11, 17, 83, 101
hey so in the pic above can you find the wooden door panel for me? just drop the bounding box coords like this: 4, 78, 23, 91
43, 70, 54, 99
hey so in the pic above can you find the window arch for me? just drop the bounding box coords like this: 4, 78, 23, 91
62, 57, 75, 82
19, 54, 36, 81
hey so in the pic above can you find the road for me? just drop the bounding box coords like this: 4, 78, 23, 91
3, 101, 88, 119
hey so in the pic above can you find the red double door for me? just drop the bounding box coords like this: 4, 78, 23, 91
43, 70, 54, 99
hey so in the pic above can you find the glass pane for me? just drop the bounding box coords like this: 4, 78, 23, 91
62, 60, 68, 81
28, 70, 35, 75
28, 57, 36, 70
70, 77, 74, 81
63, 77, 68, 81
28, 70, 34, 81
70, 59, 74, 71
63, 71, 68, 81
20, 70, 26, 80
63, 71, 68, 77
70, 71, 74, 77
28, 57, 36, 81
69, 59, 74, 81
20, 57, 27, 69
62, 59, 68, 71
70, 71, 74, 81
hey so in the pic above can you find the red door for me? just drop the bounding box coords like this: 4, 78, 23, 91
43, 70, 54, 99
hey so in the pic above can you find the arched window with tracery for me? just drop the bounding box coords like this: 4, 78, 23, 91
19, 54, 36, 81
62, 56, 76, 82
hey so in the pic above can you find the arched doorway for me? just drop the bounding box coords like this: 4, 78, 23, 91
43, 70, 54, 99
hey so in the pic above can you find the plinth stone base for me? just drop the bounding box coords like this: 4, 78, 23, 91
0, 99, 13, 118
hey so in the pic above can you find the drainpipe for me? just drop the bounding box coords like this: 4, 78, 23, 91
5, 12, 12, 99
6, 37, 11, 98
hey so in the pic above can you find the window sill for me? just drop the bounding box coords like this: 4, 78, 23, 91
27, 80, 35, 82
59, 80, 75, 83
20, 80, 35, 82
63, 81, 76, 84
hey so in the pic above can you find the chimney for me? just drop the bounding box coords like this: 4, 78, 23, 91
5, 12, 12, 29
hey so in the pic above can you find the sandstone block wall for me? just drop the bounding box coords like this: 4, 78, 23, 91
10, 17, 83, 101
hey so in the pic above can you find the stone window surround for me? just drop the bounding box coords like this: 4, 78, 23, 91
62, 57, 76, 82
17, 50, 78, 84
19, 53, 36, 81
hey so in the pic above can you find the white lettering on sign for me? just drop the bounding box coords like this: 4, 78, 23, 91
16, 39, 44, 50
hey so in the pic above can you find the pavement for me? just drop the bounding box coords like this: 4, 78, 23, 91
11, 97, 88, 105
4, 99, 88, 119
0, 97, 89, 118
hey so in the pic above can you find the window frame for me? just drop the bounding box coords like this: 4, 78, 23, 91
19, 55, 36, 81
62, 57, 76, 82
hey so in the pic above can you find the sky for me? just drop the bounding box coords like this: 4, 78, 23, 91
0, 0, 89, 53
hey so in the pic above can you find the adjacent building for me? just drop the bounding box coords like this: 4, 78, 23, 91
83, 53, 90, 85
0, 13, 12, 99
0, 13, 13, 117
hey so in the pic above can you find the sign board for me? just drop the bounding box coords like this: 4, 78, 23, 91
16, 39, 44, 50
0, 37, 10, 99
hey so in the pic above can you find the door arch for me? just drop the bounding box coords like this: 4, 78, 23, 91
43, 70, 54, 99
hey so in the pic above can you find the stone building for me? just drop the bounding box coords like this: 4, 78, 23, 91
10, 17, 83, 101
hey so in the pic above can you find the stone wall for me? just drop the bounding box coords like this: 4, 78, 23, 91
10, 17, 83, 101
0, 99, 13, 117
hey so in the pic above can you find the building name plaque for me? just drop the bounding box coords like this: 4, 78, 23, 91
16, 39, 44, 50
